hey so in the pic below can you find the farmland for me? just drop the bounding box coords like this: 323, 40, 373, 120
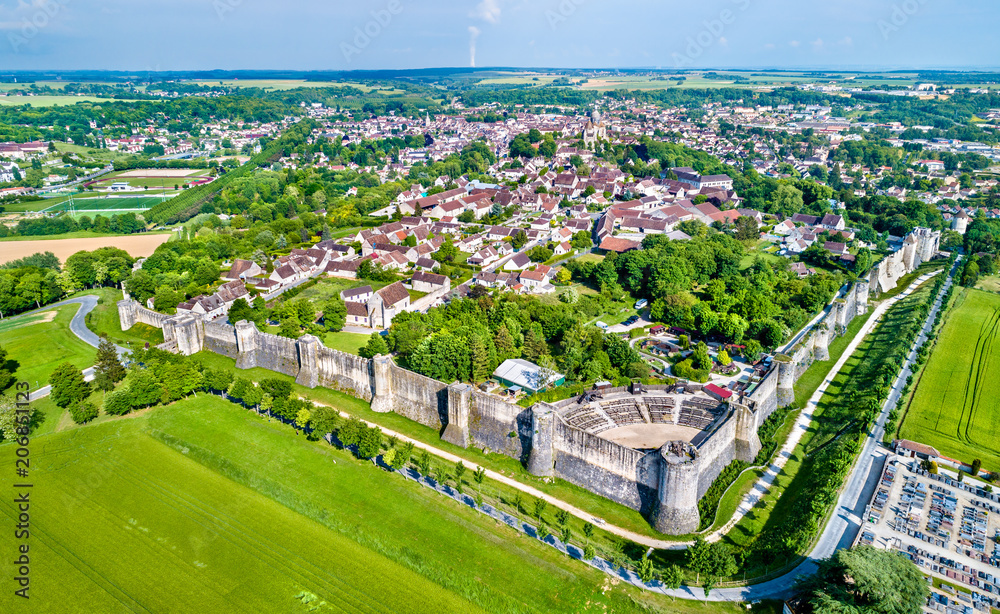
0, 95, 124, 107
0, 394, 769, 614
900, 289, 1000, 470
0, 233, 172, 265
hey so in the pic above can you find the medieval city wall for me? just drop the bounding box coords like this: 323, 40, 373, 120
113, 228, 939, 535
468, 390, 530, 458
553, 420, 661, 513
315, 346, 373, 401
203, 321, 239, 358
386, 362, 449, 430
693, 412, 738, 498
251, 330, 300, 377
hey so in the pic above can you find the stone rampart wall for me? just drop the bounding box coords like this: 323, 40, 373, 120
387, 362, 448, 430
315, 346, 372, 400
469, 391, 531, 459
203, 321, 239, 358
553, 420, 660, 513
252, 330, 300, 377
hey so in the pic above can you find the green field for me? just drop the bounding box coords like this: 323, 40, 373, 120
900, 289, 1000, 470
42, 196, 167, 213
0, 303, 96, 390
321, 331, 370, 354
0, 95, 126, 107
0, 394, 772, 614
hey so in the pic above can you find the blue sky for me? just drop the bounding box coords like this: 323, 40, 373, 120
0, 0, 996, 71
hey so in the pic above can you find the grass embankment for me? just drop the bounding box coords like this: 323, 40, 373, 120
193, 350, 673, 542
899, 288, 1000, 470
0, 302, 96, 390
0, 394, 778, 614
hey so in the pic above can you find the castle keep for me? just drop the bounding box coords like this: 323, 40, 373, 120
117, 228, 939, 535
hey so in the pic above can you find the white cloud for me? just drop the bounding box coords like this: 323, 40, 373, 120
764, 43, 776, 49
789, 40, 800, 47
838, 36, 853, 46
471, 0, 501, 24
811, 38, 824, 49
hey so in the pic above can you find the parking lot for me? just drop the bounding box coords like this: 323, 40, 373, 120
857, 457, 1000, 611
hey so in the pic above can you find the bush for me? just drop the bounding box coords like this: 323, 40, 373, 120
103, 389, 133, 416
672, 359, 710, 383
69, 401, 99, 424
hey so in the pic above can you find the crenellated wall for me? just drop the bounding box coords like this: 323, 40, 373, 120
386, 362, 449, 430
315, 344, 373, 400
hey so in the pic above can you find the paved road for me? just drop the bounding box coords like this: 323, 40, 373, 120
17, 295, 129, 400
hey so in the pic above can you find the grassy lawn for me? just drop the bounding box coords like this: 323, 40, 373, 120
739, 242, 783, 270
573, 252, 604, 265
900, 288, 1000, 471
79, 287, 164, 348
321, 331, 370, 354
0, 302, 96, 390
282, 276, 388, 305
0, 393, 776, 614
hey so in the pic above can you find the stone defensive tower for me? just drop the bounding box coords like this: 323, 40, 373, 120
527, 403, 557, 477
652, 442, 700, 534
442, 383, 472, 448
370, 354, 395, 413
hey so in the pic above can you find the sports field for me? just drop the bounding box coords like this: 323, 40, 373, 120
900, 289, 1000, 470
42, 196, 167, 213
0, 395, 756, 614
